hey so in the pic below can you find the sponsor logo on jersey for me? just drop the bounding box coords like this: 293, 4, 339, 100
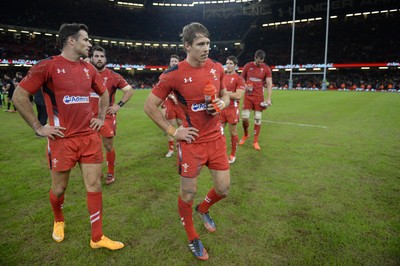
249, 77, 262, 82
90, 92, 100, 98
191, 103, 207, 112
63, 95, 90, 104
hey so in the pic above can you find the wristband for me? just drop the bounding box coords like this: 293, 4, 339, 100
117, 101, 125, 107
166, 125, 177, 137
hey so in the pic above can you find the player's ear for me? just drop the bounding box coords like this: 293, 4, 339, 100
184, 42, 191, 52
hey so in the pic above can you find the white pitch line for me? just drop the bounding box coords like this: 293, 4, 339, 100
260, 119, 328, 128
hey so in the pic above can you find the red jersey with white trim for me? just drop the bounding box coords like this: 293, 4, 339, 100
90, 68, 129, 117
241, 62, 272, 97
223, 72, 245, 108
152, 58, 225, 143
19, 55, 106, 138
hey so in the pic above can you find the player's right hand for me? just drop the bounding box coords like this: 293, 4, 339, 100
175, 126, 199, 144
36, 125, 66, 140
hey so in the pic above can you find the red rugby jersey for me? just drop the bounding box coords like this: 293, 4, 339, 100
152, 58, 225, 143
90, 68, 129, 117
241, 61, 272, 97
223, 72, 245, 108
19, 55, 106, 138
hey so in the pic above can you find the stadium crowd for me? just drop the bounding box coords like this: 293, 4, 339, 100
0, 0, 399, 91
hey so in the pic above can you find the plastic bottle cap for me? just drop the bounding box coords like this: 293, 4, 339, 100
203, 81, 216, 95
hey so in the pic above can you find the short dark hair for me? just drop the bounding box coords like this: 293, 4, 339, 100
180, 22, 210, 47
170, 54, 179, 60
254, 50, 266, 60
227, 55, 238, 65
90, 45, 106, 57
58, 23, 89, 49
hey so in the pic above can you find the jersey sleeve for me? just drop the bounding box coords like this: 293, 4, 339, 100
236, 74, 245, 90
218, 63, 226, 93
264, 65, 272, 78
91, 71, 107, 95
152, 72, 173, 100
241, 63, 248, 82
115, 72, 129, 89
18, 60, 50, 94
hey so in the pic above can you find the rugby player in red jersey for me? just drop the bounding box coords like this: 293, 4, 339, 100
89, 45, 134, 185
12, 23, 124, 250
221, 55, 245, 164
144, 22, 230, 260
239, 50, 273, 150
163, 54, 185, 158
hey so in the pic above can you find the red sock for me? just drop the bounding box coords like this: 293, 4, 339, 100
87, 192, 103, 242
106, 149, 115, 175
168, 141, 174, 151
243, 120, 249, 137
231, 135, 238, 157
254, 124, 261, 143
49, 190, 64, 222
198, 188, 225, 214
178, 196, 198, 241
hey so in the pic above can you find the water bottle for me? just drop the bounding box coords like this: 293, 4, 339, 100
203, 81, 220, 114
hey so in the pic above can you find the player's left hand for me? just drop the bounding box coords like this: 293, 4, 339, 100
90, 118, 104, 131
209, 98, 225, 115
107, 104, 120, 115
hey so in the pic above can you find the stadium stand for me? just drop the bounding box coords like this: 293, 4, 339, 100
0, 0, 399, 90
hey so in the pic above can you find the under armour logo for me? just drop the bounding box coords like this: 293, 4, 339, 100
52, 158, 58, 168
182, 163, 189, 173
57, 69, 66, 74
184, 77, 192, 83
210, 69, 216, 74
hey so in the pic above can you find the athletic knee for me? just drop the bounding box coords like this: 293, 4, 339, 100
180, 187, 197, 202
103, 143, 113, 152
215, 184, 230, 197
51, 186, 67, 197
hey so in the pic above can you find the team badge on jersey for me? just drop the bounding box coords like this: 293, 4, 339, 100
103, 77, 108, 86
210, 69, 218, 80
83, 68, 90, 79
